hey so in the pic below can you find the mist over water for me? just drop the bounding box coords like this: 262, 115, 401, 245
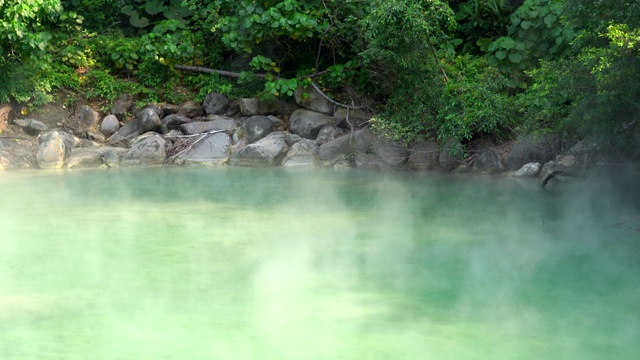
0, 167, 639, 359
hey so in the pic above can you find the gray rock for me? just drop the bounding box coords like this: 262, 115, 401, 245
36, 131, 73, 169
351, 128, 375, 153
372, 138, 409, 168
239, 98, 296, 116
289, 109, 333, 139
14, 118, 49, 133
99, 147, 127, 168
333, 159, 353, 169
282, 139, 318, 168
179, 100, 203, 118
294, 85, 332, 115
100, 115, 120, 136
66, 148, 104, 168
514, 162, 541, 177
316, 125, 347, 146
318, 134, 353, 164
137, 107, 163, 133
162, 104, 180, 115
110, 94, 133, 121
203, 92, 230, 115
108, 122, 140, 147
354, 153, 381, 170
439, 138, 462, 172
243, 115, 273, 143
504, 135, 562, 171
0, 138, 37, 169
180, 117, 236, 135
229, 132, 289, 167
334, 108, 371, 129
472, 148, 504, 174
122, 133, 166, 166
79, 105, 100, 128
162, 114, 191, 129
407, 141, 439, 171
175, 132, 231, 166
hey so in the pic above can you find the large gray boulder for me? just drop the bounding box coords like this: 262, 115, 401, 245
100, 115, 120, 136
108, 107, 164, 146
354, 153, 381, 170
289, 109, 333, 139
282, 139, 318, 168
239, 98, 294, 116
514, 162, 541, 177
372, 138, 409, 168
179, 100, 203, 118
162, 114, 191, 129
203, 92, 230, 115
504, 135, 562, 171
110, 94, 133, 121
294, 85, 332, 115
472, 148, 503, 174
439, 138, 462, 172
318, 134, 353, 164
175, 132, 231, 166
0, 138, 37, 169
122, 133, 166, 166
14, 118, 49, 134
407, 141, 439, 171
316, 125, 347, 146
229, 132, 289, 167
79, 105, 100, 129
334, 108, 371, 129
36, 131, 74, 169
242, 115, 273, 143
66, 148, 105, 168
137, 107, 163, 133
180, 117, 236, 135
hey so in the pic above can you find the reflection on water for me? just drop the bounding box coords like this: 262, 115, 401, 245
0, 167, 639, 359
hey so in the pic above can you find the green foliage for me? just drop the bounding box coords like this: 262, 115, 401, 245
453, 0, 515, 53
486, 0, 576, 87
120, 0, 192, 31
61, 0, 125, 32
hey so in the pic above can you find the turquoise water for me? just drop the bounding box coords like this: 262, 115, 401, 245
0, 167, 638, 359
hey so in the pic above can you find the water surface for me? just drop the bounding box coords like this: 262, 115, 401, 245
1, 167, 638, 359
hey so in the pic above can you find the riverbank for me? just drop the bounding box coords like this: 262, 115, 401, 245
0, 88, 619, 187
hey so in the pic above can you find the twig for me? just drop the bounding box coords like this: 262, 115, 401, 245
166, 129, 230, 163
174, 65, 327, 80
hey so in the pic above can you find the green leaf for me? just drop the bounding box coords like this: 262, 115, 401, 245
544, 14, 557, 28
508, 52, 523, 64
495, 50, 507, 60
521, 21, 532, 30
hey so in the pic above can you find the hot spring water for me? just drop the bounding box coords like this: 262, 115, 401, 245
0, 167, 638, 359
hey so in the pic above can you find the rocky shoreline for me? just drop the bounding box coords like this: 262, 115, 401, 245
0, 87, 590, 184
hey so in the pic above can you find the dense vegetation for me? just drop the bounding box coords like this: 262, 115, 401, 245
1, 0, 638, 156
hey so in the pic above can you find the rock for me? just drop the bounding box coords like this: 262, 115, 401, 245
162, 104, 180, 115
372, 138, 409, 168
334, 108, 371, 129
141, 103, 163, 118
318, 134, 353, 165
354, 153, 381, 170
180, 117, 236, 135
514, 162, 541, 177
162, 114, 192, 129
66, 148, 105, 168
282, 139, 318, 168
289, 109, 333, 139
439, 138, 462, 172
14, 118, 49, 134
36, 131, 73, 169
229, 132, 289, 167
107, 122, 140, 147
137, 108, 163, 133
504, 135, 562, 171
333, 159, 353, 169
100, 147, 127, 168
238, 98, 295, 116
203, 92, 230, 115
175, 132, 231, 166
351, 128, 375, 153
294, 85, 332, 115
110, 94, 133, 121
407, 141, 439, 171
316, 125, 347, 146
122, 133, 166, 166
0, 105, 10, 133
472, 148, 503, 174
78, 105, 100, 128
100, 115, 120, 136
243, 115, 273, 143
179, 100, 203, 118
0, 138, 37, 169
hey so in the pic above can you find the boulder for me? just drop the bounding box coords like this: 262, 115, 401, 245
180, 117, 236, 135
179, 100, 203, 118
372, 138, 409, 168
472, 148, 503, 174
229, 132, 289, 167
203, 92, 230, 115
0, 105, 10, 133
439, 138, 462, 172
78, 105, 100, 129
334, 108, 371, 129
14, 118, 49, 134
243, 115, 273, 143
162, 114, 191, 129
289, 109, 333, 139
0, 138, 37, 169
294, 85, 332, 114
282, 139, 318, 168
107, 122, 140, 147
318, 134, 353, 164
354, 153, 381, 170
110, 94, 133, 121
100, 115, 120, 136
351, 128, 375, 153
100, 147, 127, 168
122, 133, 166, 166
36, 131, 73, 169
137, 107, 163, 133
66, 148, 105, 168
175, 132, 231, 166
504, 135, 562, 171
239, 98, 294, 116
316, 125, 347, 146
514, 162, 541, 177
407, 141, 439, 171
161, 104, 180, 115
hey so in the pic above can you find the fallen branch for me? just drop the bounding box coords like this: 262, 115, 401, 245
166, 129, 231, 163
